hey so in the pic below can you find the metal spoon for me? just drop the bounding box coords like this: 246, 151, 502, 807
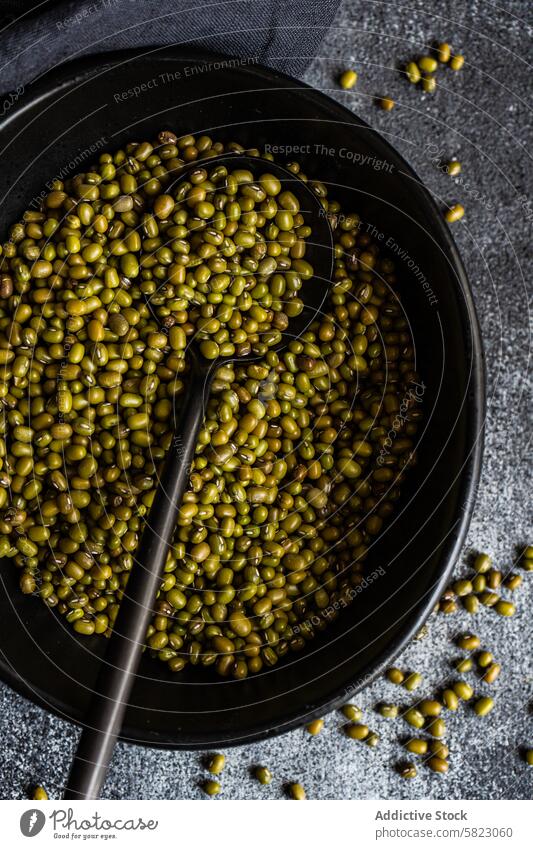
64, 153, 334, 799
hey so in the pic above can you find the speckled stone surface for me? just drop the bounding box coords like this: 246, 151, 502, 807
0, 0, 531, 800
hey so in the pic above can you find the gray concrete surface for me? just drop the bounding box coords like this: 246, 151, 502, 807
0, 0, 531, 800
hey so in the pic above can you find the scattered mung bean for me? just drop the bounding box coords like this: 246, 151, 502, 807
378, 96, 395, 111
254, 766, 273, 785
306, 719, 324, 735
386, 668, 405, 685
207, 754, 225, 775
203, 780, 221, 796
445, 203, 465, 223
32, 786, 48, 800
474, 696, 494, 716
339, 70, 358, 90
404, 672, 423, 691
341, 705, 363, 722
288, 783, 306, 800
449, 54, 465, 71
399, 762, 417, 778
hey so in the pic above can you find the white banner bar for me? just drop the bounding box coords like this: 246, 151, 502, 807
2, 799, 531, 848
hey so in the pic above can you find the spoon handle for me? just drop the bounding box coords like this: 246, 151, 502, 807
64, 366, 209, 800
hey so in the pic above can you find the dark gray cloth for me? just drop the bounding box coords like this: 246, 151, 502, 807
0, 0, 341, 95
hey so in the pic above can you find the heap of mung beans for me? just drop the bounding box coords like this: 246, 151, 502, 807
0, 131, 420, 680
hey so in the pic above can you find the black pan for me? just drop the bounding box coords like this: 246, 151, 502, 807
0, 47, 484, 749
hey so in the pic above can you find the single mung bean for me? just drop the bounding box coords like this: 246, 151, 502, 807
288, 783, 306, 800
32, 785, 48, 800
474, 552, 492, 573
442, 689, 459, 711
255, 766, 272, 785
418, 56, 438, 73
449, 54, 465, 71
474, 696, 494, 716
399, 762, 417, 779
457, 633, 480, 651
405, 738, 428, 755
386, 668, 404, 685
445, 203, 465, 223
203, 780, 221, 796
428, 743, 447, 760
453, 680, 474, 700
339, 70, 358, 90
427, 756, 449, 774
404, 709, 425, 729
419, 699, 442, 717
346, 723, 369, 740
453, 579, 472, 596
504, 573, 522, 590
487, 569, 502, 589
482, 663, 501, 684
477, 651, 493, 668
435, 42, 451, 63
479, 591, 499, 607
463, 594, 479, 614
403, 672, 423, 691
378, 96, 395, 111
341, 704, 363, 722
377, 703, 399, 719
405, 62, 421, 84
207, 754, 225, 775
446, 160, 462, 176
495, 600, 515, 617
306, 719, 324, 735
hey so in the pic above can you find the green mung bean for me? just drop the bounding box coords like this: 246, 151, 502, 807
405, 738, 428, 755
254, 766, 272, 785
203, 780, 221, 796
404, 672, 423, 691
482, 663, 501, 684
404, 709, 425, 729
474, 553, 492, 573
346, 723, 369, 740
427, 756, 449, 774
386, 668, 405, 685
207, 754, 225, 775
474, 696, 494, 716
341, 705, 363, 722
288, 783, 306, 800
399, 762, 417, 779
377, 703, 399, 719
32, 785, 49, 800
339, 70, 358, 90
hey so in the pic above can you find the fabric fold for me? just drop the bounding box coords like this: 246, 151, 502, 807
0, 0, 341, 95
